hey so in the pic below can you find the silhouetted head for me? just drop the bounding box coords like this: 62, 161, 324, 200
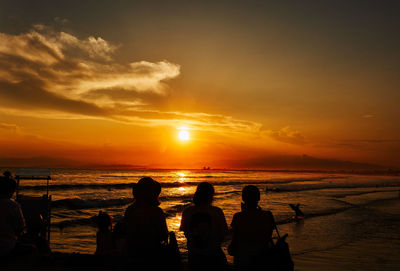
242, 185, 260, 210
193, 182, 215, 206
132, 177, 161, 206
96, 211, 112, 232
0, 176, 17, 199
3, 171, 12, 179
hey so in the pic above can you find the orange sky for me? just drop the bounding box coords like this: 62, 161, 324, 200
0, 1, 399, 169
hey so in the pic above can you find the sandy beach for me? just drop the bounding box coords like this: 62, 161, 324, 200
292, 199, 400, 270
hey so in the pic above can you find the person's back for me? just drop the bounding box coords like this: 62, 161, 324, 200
230, 209, 274, 257
230, 185, 275, 271
124, 177, 168, 262
0, 177, 25, 255
95, 211, 115, 256
180, 182, 228, 271
124, 202, 168, 255
181, 204, 227, 254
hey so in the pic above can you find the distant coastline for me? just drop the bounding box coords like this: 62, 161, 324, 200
1, 166, 399, 177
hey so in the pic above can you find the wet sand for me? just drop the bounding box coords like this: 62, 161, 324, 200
292, 199, 400, 270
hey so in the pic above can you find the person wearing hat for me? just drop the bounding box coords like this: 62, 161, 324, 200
124, 177, 168, 267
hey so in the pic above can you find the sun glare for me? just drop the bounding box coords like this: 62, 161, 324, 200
178, 130, 190, 141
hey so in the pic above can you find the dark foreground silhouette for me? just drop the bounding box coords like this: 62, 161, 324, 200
0, 176, 293, 271
180, 182, 229, 271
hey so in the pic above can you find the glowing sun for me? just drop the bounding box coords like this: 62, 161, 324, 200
178, 130, 190, 141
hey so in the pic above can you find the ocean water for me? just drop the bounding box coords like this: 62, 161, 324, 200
6, 169, 400, 267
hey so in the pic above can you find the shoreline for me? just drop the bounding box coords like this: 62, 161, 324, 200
292, 198, 400, 270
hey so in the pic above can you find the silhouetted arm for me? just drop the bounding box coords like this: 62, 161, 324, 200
179, 208, 189, 237
158, 208, 169, 243
218, 208, 229, 242
14, 202, 25, 236
228, 213, 238, 256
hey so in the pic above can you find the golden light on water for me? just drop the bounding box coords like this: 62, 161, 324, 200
169, 215, 183, 230
177, 172, 187, 183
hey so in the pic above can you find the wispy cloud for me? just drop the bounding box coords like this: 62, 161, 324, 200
264, 126, 305, 145
0, 26, 180, 114
0, 122, 20, 133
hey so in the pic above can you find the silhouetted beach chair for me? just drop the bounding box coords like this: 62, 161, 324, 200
15, 168, 52, 246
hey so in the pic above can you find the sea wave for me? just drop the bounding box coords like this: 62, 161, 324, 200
51, 191, 240, 210
50, 195, 399, 229
52, 198, 133, 209
264, 184, 400, 193
51, 202, 191, 229
19, 176, 347, 191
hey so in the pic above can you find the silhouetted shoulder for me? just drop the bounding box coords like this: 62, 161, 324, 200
180, 205, 227, 234
262, 209, 273, 218
154, 206, 166, 218
125, 203, 165, 218
211, 205, 224, 213
180, 205, 196, 232
231, 209, 273, 228
181, 204, 196, 215
124, 203, 134, 216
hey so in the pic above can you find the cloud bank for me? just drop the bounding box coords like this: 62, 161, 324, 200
0, 25, 269, 134
0, 26, 179, 117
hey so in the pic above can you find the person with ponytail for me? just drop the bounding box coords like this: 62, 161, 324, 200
229, 185, 275, 271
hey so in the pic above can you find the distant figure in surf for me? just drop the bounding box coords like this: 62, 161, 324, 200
180, 182, 229, 271
229, 185, 275, 271
124, 177, 168, 267
289, 204, 304, 220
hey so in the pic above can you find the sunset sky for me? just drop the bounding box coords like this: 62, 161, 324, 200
0, 1, 399, 169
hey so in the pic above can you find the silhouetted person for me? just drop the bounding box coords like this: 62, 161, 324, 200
0, 177, 25, 256
95, 211, 115, 256
229, 185, 275, 271
3, 171, 12, 179
112, 219, 127, 255
180, 182, 228, 271
289, 204, 304, 220
124, 177, 168, 268
21, 213, 50, 255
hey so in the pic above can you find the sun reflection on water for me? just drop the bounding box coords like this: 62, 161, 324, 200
168, 214, 183, 231
177, 172, 187, 183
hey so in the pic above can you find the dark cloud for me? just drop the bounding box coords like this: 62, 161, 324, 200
0, 79, 110, 117
0, 26, 180, 118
